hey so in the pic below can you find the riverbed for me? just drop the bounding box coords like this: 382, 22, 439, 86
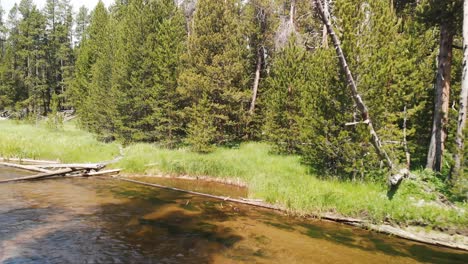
0, 167, 467, 263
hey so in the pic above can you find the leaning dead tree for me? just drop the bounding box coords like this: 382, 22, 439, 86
313, 0, 407, 184
249, 2, 268, 114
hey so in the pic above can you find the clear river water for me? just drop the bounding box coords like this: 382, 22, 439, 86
0, 166, 467, 263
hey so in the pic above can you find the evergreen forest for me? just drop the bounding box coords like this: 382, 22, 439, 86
0, 0, 466, 191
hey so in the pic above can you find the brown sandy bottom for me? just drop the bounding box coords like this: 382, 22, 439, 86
0, 167, 467, 263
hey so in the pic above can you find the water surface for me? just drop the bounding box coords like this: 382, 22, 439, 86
0, 167, 467, 263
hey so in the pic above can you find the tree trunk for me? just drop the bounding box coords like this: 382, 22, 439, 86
322, 0, 329, 48
314, 0, 395, 172
290, 0, 296, 25
427, 23, 453, 172
0, 168, 74, 184
249, 48, 263, 114
453, 0, 468, 180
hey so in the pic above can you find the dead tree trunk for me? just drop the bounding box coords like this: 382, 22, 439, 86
290, 0, 296, 25
427, 23, 453, 172
249, 4, 267, 114
0, 168, 74, 184
313, 0, 397, 176
453, 0, 468, 180
0, 162, 51, 173
250, 48, 263, 114
403, 106, 411, 169
322, 0, 329, 48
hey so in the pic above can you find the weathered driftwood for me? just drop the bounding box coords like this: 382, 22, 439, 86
350, 223, 468, 252
64, 115, 77, 122
35, 163, 105, 170
0, 162, 52, 173
69, 169, 121, 178
320, 213, 363, 224
0, 168, 74, 184
0, 157, 58, 165
388, 168, 410, 186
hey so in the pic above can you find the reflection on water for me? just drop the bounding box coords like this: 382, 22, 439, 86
0, 167, 467, 264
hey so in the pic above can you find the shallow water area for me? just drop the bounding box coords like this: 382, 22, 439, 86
0, 166, 467, 263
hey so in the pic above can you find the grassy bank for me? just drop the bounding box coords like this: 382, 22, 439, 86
0, 120, 120, 163
1, 120, 467, 230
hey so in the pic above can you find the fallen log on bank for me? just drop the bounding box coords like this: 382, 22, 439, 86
119, 176, 467, 251
0, 168, 74, 184
68, 169, 121, 178
0, 162, 52, 173
116, 177, 283, 211
349, 223, 468, 252
0, 157, 59, 165
35, 163, 106, 170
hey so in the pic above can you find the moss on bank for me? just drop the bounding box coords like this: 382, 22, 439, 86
0, 120, 466, 230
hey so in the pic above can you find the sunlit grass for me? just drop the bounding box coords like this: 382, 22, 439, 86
0, 120, 120, 163
1, 120, 466, 229
118, 142, 468, 228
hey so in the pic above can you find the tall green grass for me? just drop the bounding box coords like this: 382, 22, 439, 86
1, 120, 466, 228
0, 120, 120, 162
118, 142, 467, 228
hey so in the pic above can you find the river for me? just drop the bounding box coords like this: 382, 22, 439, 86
0, 167, 467, 263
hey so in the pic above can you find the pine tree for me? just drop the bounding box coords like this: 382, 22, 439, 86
112, 0, 186, 144
72, 1, 118, 138
74, 5, 89, 46
0, 2, 6, 56
44, 0, 74, 111
244, 0, 278, 139
0, 5, 22, 110
264, 38, 307, 154
0, 2, 9, 110
298, 47, 357, 177
417, 0, 463, 172
10, 0, 48, 115
452, 0, 468, 180
327, 0, 435, 174
178, 0, 250, 151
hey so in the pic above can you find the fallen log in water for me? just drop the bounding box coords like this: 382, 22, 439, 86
117, 176, 468, 251
116, 177, 282, 211
35, 163, 106, 170
0, 168, 74, 184
349, 223, 468, 252
67, 169, 121, 178
0, 157, 59, 165
0, 162, 52, 173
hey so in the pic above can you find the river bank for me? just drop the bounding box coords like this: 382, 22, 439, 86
1, 120, 467, 243
2, 167, 467, 263
116, 175, 468, 251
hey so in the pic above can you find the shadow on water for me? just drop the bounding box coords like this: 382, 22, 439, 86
300, 223, 468, 264
0, 207, 62, 242
1, 171, 467, 264
0, 181, 247, 263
